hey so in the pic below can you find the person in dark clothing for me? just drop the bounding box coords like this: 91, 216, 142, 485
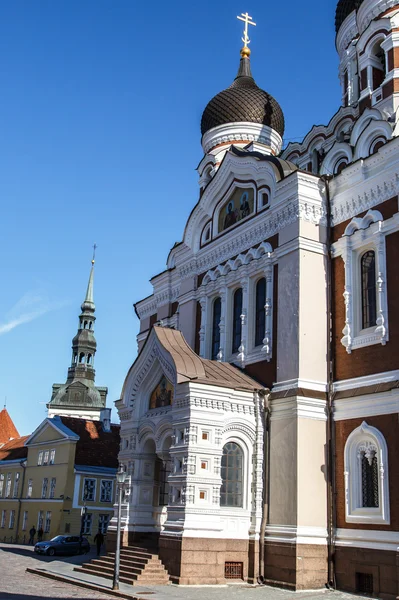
28, 526, 36, 545
94, 530, 104, 556
37, 527, 44, 542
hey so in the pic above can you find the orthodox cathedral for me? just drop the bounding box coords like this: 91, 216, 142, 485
113, 1, 399, 597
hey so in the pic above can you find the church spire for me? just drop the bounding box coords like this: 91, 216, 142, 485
47, 248, 107, 421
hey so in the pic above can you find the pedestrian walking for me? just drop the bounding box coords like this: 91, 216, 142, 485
93, 530, 104, 556
28, 526, 36, 545
37, 527, 44, 542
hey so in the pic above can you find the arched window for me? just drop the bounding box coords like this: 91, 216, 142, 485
84, 321, 88, 329
87, 354, 92, 365
370, 40, 386, 90
344, 421, 389, 524
79, 352, 85, 364
220, 442, 243, 507
255, 278, 266, 347
232, 288, 243, 354
89, 321, 93, 330
334, 158, 348, 175
211, 297, 221, 360
370, 137, 386, 155
361, 251, 377, 329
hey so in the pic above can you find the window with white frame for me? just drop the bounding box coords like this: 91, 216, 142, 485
41, 478, 48, 499
37, 451, 43, 466
5, 473, 12, 498
13, 472, 20, 498
37, 510, 44, 530
99, 513, 110, 534
220, 442, 243, 508
9, 510, 15, 529
0, 474, 4, 497
344, 421, 390, 524
82, 513, 92, 535
43, 450, 49, 466
45, 511, 51, 533
1, 510, 6, 528
49, 449, 56, 465
83, 478, 96, 501
50, 478, 56, 499
100, 480, 113, 503
27, 479, 33, 498
339, 210, 388, 353
22, 511, 28, 531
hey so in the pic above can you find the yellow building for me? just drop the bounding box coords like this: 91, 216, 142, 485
0, 413, 120, 545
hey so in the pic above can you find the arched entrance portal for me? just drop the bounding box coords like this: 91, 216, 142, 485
141, 435, 172, 531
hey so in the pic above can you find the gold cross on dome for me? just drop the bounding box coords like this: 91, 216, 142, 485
237, 12, 256, 48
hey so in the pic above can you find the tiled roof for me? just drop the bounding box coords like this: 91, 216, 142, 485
153, 327, 263, 391
0, 436, 29, 461
59, 417, 120, 469
0, 408, 20, 445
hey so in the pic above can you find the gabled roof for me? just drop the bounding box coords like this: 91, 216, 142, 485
153, 326, 263, 391
0, 436, 29, 461
25, 416, 80, 446
60, 417, 120, 469
0, 408, 20, 445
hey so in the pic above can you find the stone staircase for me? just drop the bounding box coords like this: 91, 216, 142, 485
74, 542, 170, 586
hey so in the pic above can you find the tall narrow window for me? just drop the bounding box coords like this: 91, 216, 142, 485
37, 510, 44, 530
37, 451, 43, 466
255, 278, 266, 347
5, 474, 12, 498
361, 451, 379, 508
13, 473, 20, 498
49, 478, 56, 499
83, 479, 96, 501
361, 251, 377, 329
220, 442, 243, 508
0, 474, 4, 498
0, 510, 5, 528
99, 514, 110, 534
45, 511, 52, 533
49, 449, 56, 465
9, 510, 15, 529
27, 479, 33, 498
211, 297, 221, 360
82, 513, 92, 535
22, 511, 28, 531
232, 288, 243, 354
43, 450, 49, 466
42, 478, 48, 499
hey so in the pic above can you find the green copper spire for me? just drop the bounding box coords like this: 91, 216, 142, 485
47, 247, 107, 420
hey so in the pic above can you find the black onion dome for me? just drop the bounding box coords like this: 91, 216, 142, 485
335, 0, 364, 32
201, 56, 285, 138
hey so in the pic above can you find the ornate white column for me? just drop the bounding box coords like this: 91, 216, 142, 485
262, 262, 273, 361
198, 295, 207, 358
341, 237, 353, 354
376, 223, 388, 345
218, 281, 227, 361
237, 275, 249, 368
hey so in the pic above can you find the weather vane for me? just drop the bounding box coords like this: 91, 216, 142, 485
237, 12, 256, 51
92, 243, 97, 265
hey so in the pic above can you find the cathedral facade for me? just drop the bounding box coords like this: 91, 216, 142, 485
115, 2, 399, 597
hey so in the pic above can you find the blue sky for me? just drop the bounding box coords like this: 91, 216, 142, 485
0, 0, 341, 435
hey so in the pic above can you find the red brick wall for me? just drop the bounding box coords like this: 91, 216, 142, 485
333, 231, 399, 380
335, 415, 399, 531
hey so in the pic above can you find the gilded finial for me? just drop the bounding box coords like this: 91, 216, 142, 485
237, 12, 256, 58
92, 243, 97, 265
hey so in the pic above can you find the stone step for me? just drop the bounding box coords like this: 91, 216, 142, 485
76, 566, 169, 586
80, 562, 166, 577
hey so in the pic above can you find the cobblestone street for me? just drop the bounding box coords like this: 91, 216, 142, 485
0, 544, 116, 600
0, 543, 373, 600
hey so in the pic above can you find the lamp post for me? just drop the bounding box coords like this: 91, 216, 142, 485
112, 466, 127, 591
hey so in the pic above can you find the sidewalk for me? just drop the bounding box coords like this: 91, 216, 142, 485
25, 553, 373, 600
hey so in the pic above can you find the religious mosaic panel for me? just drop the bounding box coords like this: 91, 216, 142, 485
218, 187, 255, 233
149, 376, 174, 409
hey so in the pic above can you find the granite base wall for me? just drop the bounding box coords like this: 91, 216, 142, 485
335, 546, 398, 600
264, 541, 328, 590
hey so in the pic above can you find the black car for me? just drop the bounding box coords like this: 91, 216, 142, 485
34, 535, 90, 556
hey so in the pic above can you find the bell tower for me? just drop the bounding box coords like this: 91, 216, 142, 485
47, 250, 108, 420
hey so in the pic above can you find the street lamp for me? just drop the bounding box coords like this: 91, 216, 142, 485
112, 466, 127, 591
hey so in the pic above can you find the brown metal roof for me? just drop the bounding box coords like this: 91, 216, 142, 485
153, 326, 262, 391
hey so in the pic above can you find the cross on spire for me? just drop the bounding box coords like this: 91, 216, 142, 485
237, 12, 256, 49
92, 243, 97, 265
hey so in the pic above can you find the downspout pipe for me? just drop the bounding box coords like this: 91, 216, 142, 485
258, 388, 270, 584
322, 174, 336, 590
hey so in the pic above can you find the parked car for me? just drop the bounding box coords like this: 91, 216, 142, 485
34, 535, 90, 556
